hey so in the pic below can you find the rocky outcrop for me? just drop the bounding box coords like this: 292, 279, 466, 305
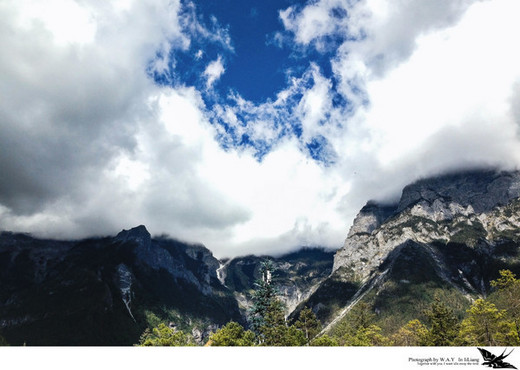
184, 244, 220, 282
117, 263, 135, 322
115, 225, 151, 260
333, 169, 520, 281
347, 201, 397, 237
397, 170, 520, 215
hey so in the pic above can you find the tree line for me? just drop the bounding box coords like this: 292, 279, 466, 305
137, 263, 520, 346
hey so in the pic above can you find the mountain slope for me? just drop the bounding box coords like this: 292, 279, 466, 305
218, 248, 334, 316
0, 227, 242, 345
0, 227, 333, 345
293, 169, 520, 334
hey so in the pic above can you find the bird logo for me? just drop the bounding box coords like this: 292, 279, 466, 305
477, 348, 517, 369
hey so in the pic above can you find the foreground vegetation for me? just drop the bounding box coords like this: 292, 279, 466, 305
136, 262, 520, 347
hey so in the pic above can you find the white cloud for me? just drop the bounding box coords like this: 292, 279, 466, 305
358, 0, 520, 166
295, 64, 333, 142
279, 0, 353, 51
0, 0, 350, 257
203, 56, 225, 89
275, 0, 520, 234
12, 0, 97, 46
2, 0, 520, 260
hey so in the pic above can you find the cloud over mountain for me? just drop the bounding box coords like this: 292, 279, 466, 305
1, 0, 520, 257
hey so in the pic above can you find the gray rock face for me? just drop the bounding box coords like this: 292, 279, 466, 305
333, 169, 520, 280
191, 324, 219, 345
398, 170, 520, 215
347, 201, 397, 237
277, 282, 314, 314
184, 244, 220, 281
117, 263, 135, 322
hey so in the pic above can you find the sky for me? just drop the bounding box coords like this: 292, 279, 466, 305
1, 0, 520, 258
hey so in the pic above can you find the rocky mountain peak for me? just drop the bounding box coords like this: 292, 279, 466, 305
347, 201, 397, 237
397, 169, 520, 215
115, 225, 150, 243
333, 168, 520, 279
115, 225, 151, 259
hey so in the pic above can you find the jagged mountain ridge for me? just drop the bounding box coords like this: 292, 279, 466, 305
334, 169, 520, 281
0, 227, 243, 345
293, 169, 520, 334
0, 226, 333, 345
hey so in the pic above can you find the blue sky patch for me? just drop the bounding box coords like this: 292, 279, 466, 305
146, 0, 354, 164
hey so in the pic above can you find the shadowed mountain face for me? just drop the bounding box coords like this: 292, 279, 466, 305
0, 227, 333, 345
0, 228, 242, 345
292, 169, 520, 334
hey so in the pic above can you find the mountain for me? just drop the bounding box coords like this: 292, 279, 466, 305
3, 168, 520, 345
217, 248, 334, 316
0, 226, 332, 345
292, 169, 520, 335
0, 226, 242, 345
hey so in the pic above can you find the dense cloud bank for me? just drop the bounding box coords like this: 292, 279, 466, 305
1, 0, 520, 257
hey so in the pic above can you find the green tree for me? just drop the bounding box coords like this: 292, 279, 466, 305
257, 300, 306, 346
209, 322, 255, 346
249, 260, 306, 346
137, 323, 194, 346
343, 324, 389, 346
348, 302, 376, 331
249, 260, 279, 336
260, 322, 307, 346
423, 298, 459, 346
0, 334, 8, 346
333, 302, 388, 346
490, 269, 520, 343
457, 298, 516, 346
294, 307, 321, 344
491, 269, 518, 290
310, 334, 339, 346
390, 319, 429, 346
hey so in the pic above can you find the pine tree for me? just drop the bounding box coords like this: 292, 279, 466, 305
295, 307, 321, 344
490, 269, 520, 343
423, 297, 459, 346
248, 260, 306, 346
332, 302, 388, 346
209, 322, 255, 346
491, 269, 518, 290
249, 260, 280, 336
348, 302, 376, 331
457, 298, 515, 346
